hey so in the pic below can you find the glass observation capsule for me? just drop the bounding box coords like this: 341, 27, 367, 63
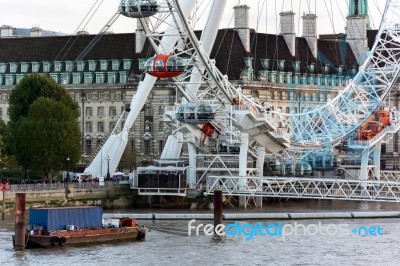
145, 54, 185, 78
175, 102, 215, 124
119, 0, 159, 18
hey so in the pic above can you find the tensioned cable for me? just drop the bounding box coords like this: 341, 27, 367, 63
295, 0, 302, 62
369, 0, 384, 29
53, 0, 103, 62
323, 0, 336, 34
213, 0, 242, 75
60, 0, 104, 61
330, 0, 340, 71
213, 0, 238, 56
272, 0, 284, 71
334, 0, 347, 25
250, 0, 267, 73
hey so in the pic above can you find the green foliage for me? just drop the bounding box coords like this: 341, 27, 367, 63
9, 73, 78, 122
119, 147, 137, 172
7, 74, 81, 182
0, 118, 11, 156
14, 97, 81, 181
7, 74, 79, 157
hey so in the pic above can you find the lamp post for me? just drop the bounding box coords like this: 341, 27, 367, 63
106, 156, 110, 181
66, 157, 70, 182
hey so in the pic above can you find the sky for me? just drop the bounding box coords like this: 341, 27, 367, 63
0, 0, 387, 36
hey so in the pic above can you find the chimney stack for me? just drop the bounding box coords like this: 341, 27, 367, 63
136, 19, 147, 53
30, 26, 43, 37
234, 5, 250, 52
302, 13, 318, 58
0, 25, 14, 38
280, 11, 296, 57
346, 0, 369, 64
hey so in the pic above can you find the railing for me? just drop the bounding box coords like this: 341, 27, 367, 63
9, 183, 66, 190
204, 176, 400, 202
137, 188, 186, 196
7, 180, 129, 190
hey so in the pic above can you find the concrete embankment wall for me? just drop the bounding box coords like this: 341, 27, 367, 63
0, 183, 135, 212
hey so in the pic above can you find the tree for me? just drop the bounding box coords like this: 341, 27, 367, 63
8, 74, 78, 155
9, 73, 78, 122
119, 146, 137, 172
14, 97, 81, 182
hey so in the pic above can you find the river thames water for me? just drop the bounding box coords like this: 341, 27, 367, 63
1, 200, 400, 266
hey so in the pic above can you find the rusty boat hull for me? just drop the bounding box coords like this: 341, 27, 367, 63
13, 227, 146, 249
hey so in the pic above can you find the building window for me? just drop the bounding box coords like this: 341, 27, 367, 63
61, 73, 71, 84
98, 92, 105, 100
54, 61, 63, 72
97, 122, 104, 133
119, 72, 127, 83
109, 106, 117, 116
31, 62, 40, 72
144, 140, 151, 155
97, 106, 104, 117
16, 74, 26, 84
73, 73, 82, 84
0, 63, 7, 73
77, 61, 85, 71
112, 92, 121, 100
65, 61, 73, 72
5, 75, 14, 86
86, 122, 93, 133
138, 58, 146, 71
158, 106, 164, 115
84, 73, 93, 84
159, 140, 164, 155
159, 121, 164, 132
49, 74, 59, 83
96, 73, 105, 84
111, 60, 120, 70
88, 60, 97, 71
110, 122, 116, 131
86, 140, 92, 154
2, 93, 8, 101
123, 59, 132, 70
9, 63, 18, 73
100, 60, 109, 71
20, 63, 29, 73
145, 106, 153, 116
108, 72, 117, 84
42, 62, 50, 72
86, 107, 93, 116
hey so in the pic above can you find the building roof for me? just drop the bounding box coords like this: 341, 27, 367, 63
0, 28, 380, 80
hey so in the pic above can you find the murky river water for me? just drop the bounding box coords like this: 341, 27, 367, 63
1, 200, 400, 266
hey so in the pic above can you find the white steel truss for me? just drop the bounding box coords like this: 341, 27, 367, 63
205, 176, 400, 202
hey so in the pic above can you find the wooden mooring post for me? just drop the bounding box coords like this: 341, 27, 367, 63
213, 190, 222, 234
14, 193, 26, 251
2, 189, 5, 220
